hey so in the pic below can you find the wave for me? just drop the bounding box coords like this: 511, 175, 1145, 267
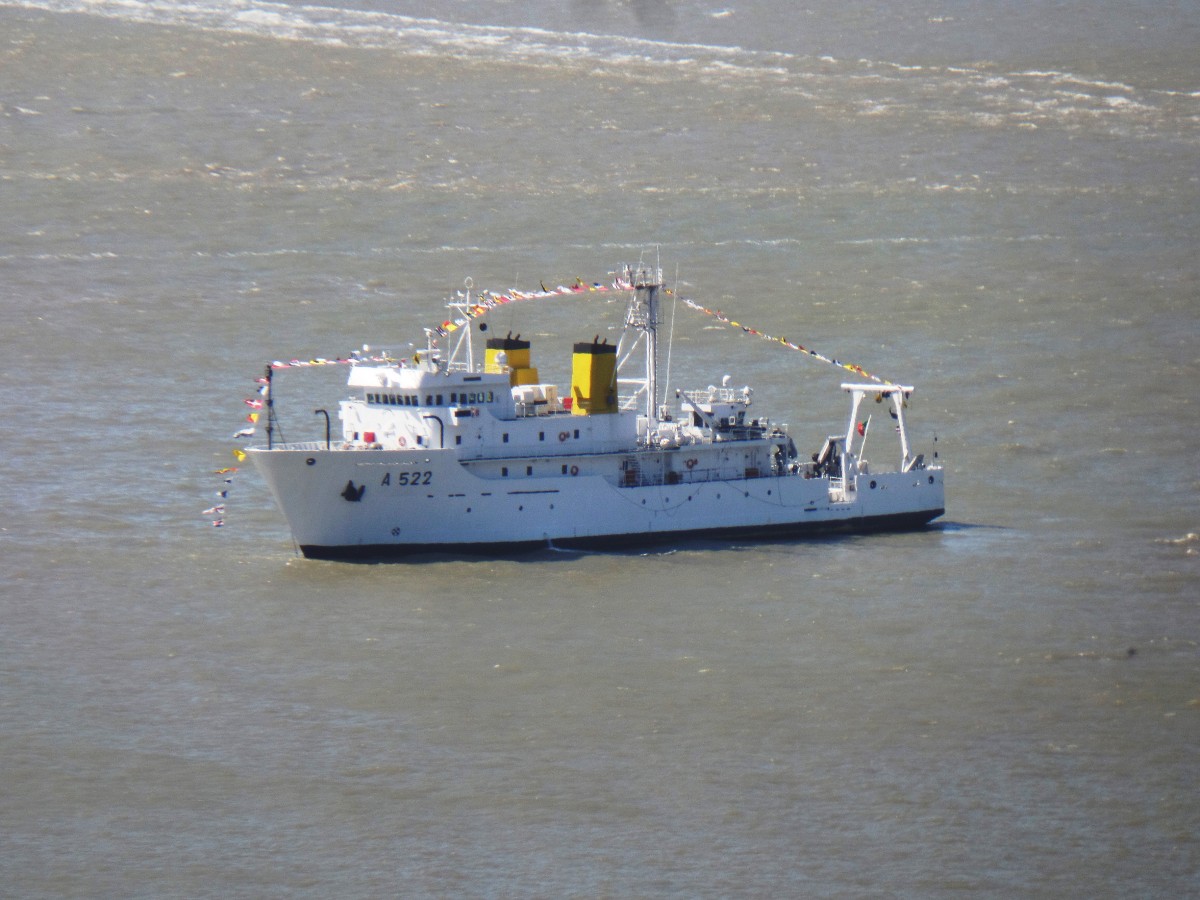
5, 0, 1195, 130
5, 0, 787, 69
0, 0, 1142, 83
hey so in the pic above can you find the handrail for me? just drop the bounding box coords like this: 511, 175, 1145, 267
250, 441, 348, 452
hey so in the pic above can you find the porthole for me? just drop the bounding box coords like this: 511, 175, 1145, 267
870, 480, 877, 489
928, 475, 935, 484
305, 458, 316, 466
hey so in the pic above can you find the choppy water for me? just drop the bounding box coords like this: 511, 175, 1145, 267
2, 1, 1198, 896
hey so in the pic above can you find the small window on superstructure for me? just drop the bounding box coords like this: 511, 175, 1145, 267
455, 435, 462, 445
539, 432, 545, 441
503, 433, 509, 443
501, 466, 508, 477
425, 395, 433, 405
487, 391, 494, 403
436, 394, 443, 405
526, 465, 533, 476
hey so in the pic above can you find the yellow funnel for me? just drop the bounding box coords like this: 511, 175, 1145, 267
570, 339, 617, 415
485, 335, 538, 386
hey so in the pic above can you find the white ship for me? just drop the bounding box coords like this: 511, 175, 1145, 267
248, 263, 944, 559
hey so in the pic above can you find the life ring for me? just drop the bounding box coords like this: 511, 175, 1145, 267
558, 431, 569, 442
570, 465, 579, 476
685, 458, 698, 469
398, 436, 407, 448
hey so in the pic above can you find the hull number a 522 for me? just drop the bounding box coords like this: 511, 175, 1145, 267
381, 471, 433, 486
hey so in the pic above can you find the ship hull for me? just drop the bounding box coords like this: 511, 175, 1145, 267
250, 446, 945, 560
297, 508, 943, 560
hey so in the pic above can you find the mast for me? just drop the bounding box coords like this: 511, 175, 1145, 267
443, 278, 477, 372
618, 260, 664, 424
264, 364, 275, 449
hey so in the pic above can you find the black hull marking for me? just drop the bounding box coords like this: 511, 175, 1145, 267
297, 508, 945, 562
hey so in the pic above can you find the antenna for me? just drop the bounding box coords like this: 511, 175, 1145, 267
663, 262, 680, 414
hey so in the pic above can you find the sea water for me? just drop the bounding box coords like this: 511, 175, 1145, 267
1, 1, 1197, 895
